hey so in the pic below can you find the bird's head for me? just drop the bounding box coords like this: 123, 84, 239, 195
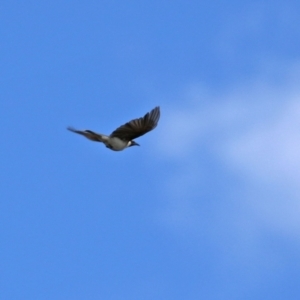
129, 140, 140, 147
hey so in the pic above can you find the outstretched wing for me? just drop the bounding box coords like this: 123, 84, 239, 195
67, 127, 105, 142
110, 106, 160, 140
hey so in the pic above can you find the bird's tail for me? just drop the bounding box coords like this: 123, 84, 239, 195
67, 127, 106, 142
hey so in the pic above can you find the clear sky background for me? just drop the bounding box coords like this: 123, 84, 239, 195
1, 1, 300, 299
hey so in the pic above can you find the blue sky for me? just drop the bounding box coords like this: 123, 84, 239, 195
1, 1, 300, 299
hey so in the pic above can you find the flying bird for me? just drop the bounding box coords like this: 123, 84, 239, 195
67, 106, 160, 151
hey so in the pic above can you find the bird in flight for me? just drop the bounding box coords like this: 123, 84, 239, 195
67, 106, 160, 151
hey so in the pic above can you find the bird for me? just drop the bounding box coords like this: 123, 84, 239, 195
67, 106, 160, 151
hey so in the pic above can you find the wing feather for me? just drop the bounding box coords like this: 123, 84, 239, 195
110, 106, 160, 140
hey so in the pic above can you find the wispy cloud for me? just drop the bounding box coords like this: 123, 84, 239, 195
154, 62, 300, 244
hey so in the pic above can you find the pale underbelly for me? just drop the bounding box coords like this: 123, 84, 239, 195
105, 137, 128, 151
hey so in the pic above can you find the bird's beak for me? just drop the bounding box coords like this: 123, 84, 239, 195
131, 141, 140, 146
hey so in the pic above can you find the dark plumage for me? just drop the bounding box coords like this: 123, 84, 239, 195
67, 106, 160, 151
110, 106, 160, 140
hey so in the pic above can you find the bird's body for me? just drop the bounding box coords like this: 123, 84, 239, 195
67, 106, 160, 151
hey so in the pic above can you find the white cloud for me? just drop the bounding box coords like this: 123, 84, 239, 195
224, 99, 300, 185
154, 62, 300, 244
156, 76, 300, 185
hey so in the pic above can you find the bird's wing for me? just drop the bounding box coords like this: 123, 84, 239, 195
67, 127, 105, 142
110, 106, 160, 140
